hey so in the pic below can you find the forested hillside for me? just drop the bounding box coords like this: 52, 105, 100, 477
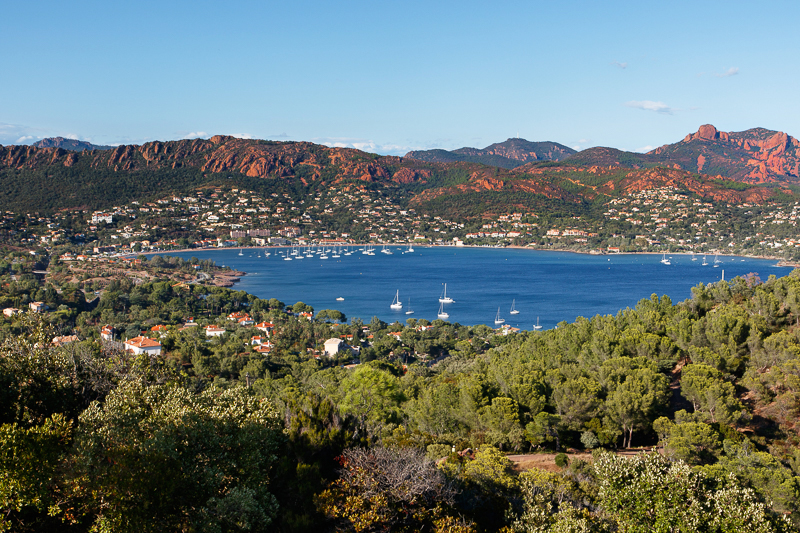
2, 249, 800, 531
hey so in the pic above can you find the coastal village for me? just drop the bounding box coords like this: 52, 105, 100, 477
4, 182, 800, 264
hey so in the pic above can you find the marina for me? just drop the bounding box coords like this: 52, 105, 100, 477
154, 247, 795, 329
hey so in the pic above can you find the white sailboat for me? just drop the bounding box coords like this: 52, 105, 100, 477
660, 253, 671, 265
494, 308, 505, 326
702, 255, 708, 266
510, 299, 519, 315
437, 301, 449, 320
405, 298, 414, 315
238, 248, 244, 256
439, 283, 454, 303
533, 317, 542, 330
390, 290, 403, 310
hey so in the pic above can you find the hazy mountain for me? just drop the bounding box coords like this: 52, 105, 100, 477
30, 137, 113, 151
405, 138, 576, 168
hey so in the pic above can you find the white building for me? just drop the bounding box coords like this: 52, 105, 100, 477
91, 213, 114, 224
206, 325, 226, 337
124, 336, 162, 355
324, 338, 350, 358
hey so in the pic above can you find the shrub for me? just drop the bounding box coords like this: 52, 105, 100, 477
554, 453, 569, 468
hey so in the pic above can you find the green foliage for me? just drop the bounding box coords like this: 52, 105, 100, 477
0, 414, 72, 532
580, 430, 600, 450
339, 366, 404, 432
594, 451, 792, 533
69, 382, 282, 532
653, 412, 722, 464
681, 363, 744, 425
703, 441, 800, 521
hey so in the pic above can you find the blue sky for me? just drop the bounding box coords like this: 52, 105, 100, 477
2, 0, 797, 154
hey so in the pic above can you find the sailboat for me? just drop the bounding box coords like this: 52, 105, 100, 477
437, 301, 449, 320
238, 248, 244, 256
510, 299, 519, 315
405, 298, 414, 315
713, 253, 721, 268
702, 255, 708, 266
494, 308, 505, 326
439, 284, 454, 303
660, 253, 671, 265
533, 317, 542, 330
390, 290, 403, 310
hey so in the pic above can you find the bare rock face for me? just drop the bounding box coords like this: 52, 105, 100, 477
391, 167, 430, 184
697, 124, 719, 140
656, 125, 800, 183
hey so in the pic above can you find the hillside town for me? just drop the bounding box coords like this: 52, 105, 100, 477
3, 182, 799, 264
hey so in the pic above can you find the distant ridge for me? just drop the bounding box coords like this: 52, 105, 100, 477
405, 138, 576, 169
30, 137, 112, 151
561, 124, 800, 184
0, 133, 791, 215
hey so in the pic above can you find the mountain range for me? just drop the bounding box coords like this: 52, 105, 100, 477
31, 137, 112, 151
1, 125, 798, 215
405, 125, 800, 184
405, 139, 576, 169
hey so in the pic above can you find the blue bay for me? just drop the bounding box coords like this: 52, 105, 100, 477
154, 247, 793, 329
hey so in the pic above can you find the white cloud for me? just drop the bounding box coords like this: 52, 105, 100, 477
230, 133, 253, 139
714, 67, 739, 78
313, 137, 421, 156
0, 122, 44, 145
624, 100, 676, 115
635, 145, 656, 153
185, 131, 209, 139
571, 138, 592, 151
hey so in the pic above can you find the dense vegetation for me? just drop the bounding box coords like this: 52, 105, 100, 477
2, 248, 800, 530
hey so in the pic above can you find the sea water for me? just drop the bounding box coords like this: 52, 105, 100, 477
153, 247, 794, 330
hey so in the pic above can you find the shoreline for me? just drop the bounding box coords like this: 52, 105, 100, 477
139, 243, 800, 269
131, 244, 800, 292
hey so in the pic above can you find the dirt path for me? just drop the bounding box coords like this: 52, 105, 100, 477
507, 449, 652, 471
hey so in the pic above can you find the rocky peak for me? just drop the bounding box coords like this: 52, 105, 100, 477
682, 124, 729, 143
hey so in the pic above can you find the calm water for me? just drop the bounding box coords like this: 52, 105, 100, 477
155, 247, 794, 330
